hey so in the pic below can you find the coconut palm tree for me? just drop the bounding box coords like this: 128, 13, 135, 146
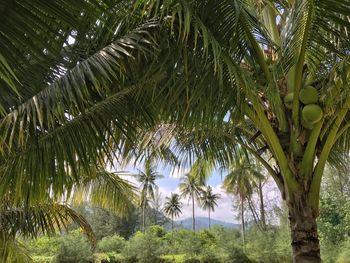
179, 159, 212, 231
223, 157, 264, 248
163, 193, 183, 231
200, 186, 221, 229
136, 160, 163, 232
3, 1, 350, 261
179, 173, 204, 232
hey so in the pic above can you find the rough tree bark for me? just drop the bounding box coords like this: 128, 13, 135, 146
287, 191, 320, 263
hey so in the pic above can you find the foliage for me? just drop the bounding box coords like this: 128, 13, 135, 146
28, 235, 61, 257
54, 230, 93, 263
73, 205, 139, 239
318, 192, 350, 245
3, 0, 350, 260
336, 238, 350, 263
32, 255, 54, 263
122, 226, 165, 263
182, 258, 200, 263
225, 247, 251, 263
97, 235, 126, 254
245, 226, 291, 263
163, 193, 182, 220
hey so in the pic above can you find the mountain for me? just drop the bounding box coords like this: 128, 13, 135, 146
172, 217, 240, 230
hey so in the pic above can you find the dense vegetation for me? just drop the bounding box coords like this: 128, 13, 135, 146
22, 164, 350, 263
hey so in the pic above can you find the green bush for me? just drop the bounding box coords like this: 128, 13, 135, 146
225, 247, 251, 263
54, 230, 94, 263
183, 258, 200, 263
200, 253, 221, 263
32, 255, 54, 263
122, 227, 165, 263
336, 239, 350, 263
28, 235, 61, 257
97, 235, 125, 253
161, 255, 185, 263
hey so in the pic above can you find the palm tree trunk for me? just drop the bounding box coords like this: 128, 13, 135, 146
142, 201, 146, 233
192, 193, 195, 231
208, 209, 211, 230
288, 191, 320, 263
171, 214, 174, 231
241, 198, 245, 249
258, 180, 266, 228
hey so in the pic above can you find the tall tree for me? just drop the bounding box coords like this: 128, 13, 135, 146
179, 174, 204, 232
163, 193, 182, 231
151, 188, 163, 225
223, 157, 264, 247
200, 186, 221, 229
136, 160, 163, 232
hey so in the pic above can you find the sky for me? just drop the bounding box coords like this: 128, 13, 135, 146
117, 162, 281, 224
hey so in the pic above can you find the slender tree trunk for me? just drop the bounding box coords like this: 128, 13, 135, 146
258, 180, 266, 228
192, 193, 195, 231
208, 209, 211, 230
241, 198, 245, 249
287, 191, 320, 263
171, 214, 174, 231
247, 197, 263, 232
142, 201, 146, 233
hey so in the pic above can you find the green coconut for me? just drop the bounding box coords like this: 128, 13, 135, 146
302, 104, 323, 124
284, 92, 294, 109
301, 119, 314, 130
299, 86, 319, 104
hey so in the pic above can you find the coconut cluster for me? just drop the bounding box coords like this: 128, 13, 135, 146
284, 86, 323, 129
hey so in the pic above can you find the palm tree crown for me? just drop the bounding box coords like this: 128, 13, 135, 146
164, 193, 182, 218
163, 193, 182, 231
136, 160, 163, 231
179, 173, 204, 231
223, 158, 264, 200
200, 186, 220, 212
179, 174, 203, 202
200, 186, 220, 229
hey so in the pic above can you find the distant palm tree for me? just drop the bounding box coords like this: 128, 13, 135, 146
163, 193, 182, 231
136, 160, 163, 232
200, 186, 220, 229
179, 173, 204, 231
223, 157, 264, 247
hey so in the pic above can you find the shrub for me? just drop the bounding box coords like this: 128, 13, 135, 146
336, 239, 350, 263
28, 235, 61, 257
183, 258, 200, 263
122, 227, 165, 263
32, 255, 54, 263
97, 235, 125, 253
226, 247, 251, 263
200, 253, 221, 263
161, 255, 185, 263
54, 230, 93, 263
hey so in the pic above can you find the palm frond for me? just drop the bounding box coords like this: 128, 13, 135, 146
0, 203, 95, 244
71, 170, 138, 215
